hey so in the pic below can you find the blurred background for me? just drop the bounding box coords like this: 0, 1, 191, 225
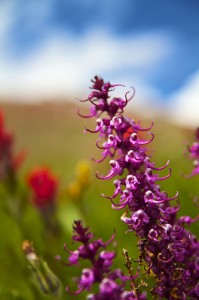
0, 1, 199, 299
0, 0, 199, 126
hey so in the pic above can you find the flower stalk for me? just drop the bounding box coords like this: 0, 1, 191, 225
22, 240, 62, 299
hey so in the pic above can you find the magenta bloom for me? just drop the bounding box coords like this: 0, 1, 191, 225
79, 76, 199, 299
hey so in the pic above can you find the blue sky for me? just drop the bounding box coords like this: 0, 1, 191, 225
0, 0, 199, 126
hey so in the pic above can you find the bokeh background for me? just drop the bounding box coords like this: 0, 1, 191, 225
0, 0, 199, 126
0, 1, 199, 299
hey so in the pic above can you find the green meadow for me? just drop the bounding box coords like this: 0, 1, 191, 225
0, 102, 198, 299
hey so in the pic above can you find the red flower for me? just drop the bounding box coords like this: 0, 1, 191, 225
28, 168, 58, 208
0, 110, 24, 182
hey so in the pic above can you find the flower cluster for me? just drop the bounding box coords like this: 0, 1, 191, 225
64, 220, 146, 300
79, 76, 199, 299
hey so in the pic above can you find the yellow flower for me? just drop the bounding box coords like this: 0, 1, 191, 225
75, 160, 91, 187
67, 180, 81, 199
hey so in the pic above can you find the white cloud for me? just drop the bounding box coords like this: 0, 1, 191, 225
0, 0, 175, 102
0, 30, 174, 102
167, 71, 199, 128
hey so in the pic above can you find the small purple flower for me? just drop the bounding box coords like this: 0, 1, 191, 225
121, 209, 149, 232
68, 250, 79, 265
79, 268, 95, 291
99, 278, 119, 295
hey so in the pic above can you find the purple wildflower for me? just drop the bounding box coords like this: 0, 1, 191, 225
64, 220, 146, 299
188, 128, 199, 176
79, 76, 199, 299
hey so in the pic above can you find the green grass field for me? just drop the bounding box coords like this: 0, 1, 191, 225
0, 101, 198, 299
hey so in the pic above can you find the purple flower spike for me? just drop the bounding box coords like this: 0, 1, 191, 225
188, 128, 199, 177
80, 76, 199, 299
64, 220, 146, 299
